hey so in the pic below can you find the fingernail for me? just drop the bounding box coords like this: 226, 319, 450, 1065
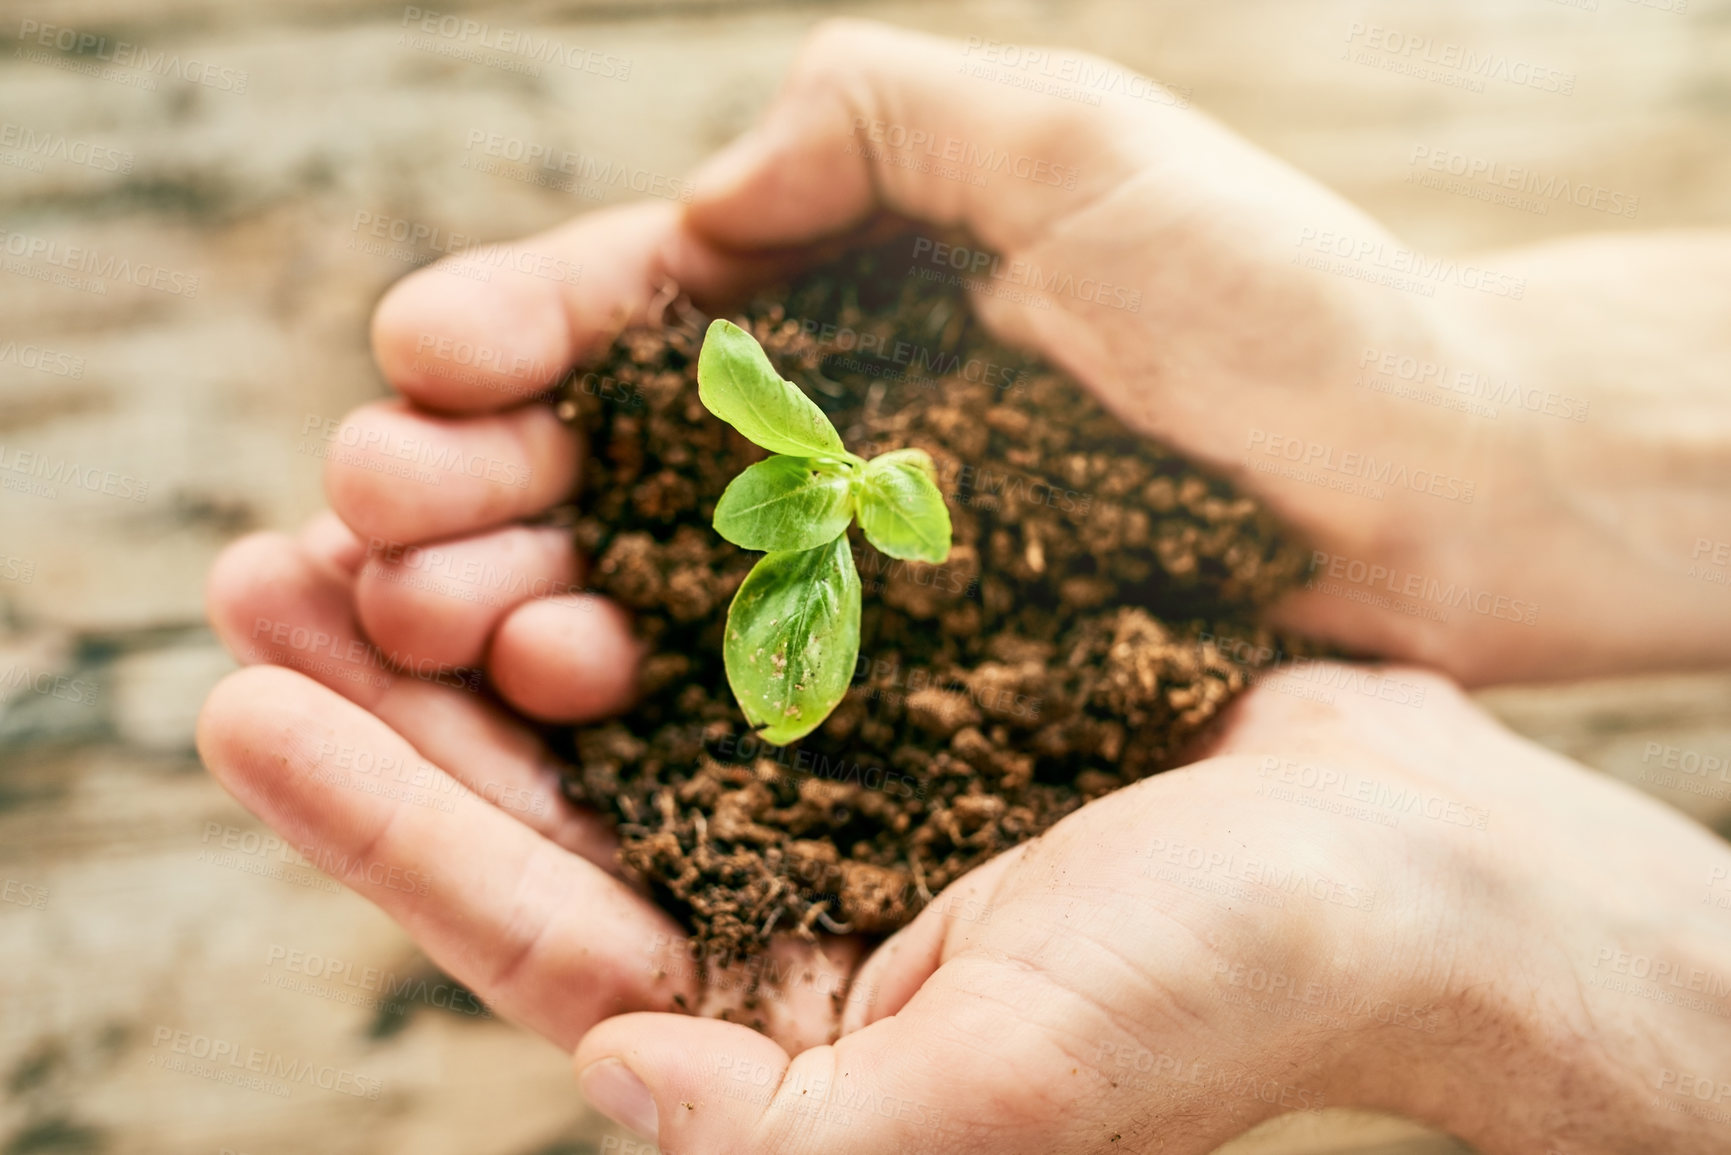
580, 1058, 660, 1143
690, 128, 769, 201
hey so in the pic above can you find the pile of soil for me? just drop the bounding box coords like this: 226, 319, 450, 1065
550, 235, 1308, 969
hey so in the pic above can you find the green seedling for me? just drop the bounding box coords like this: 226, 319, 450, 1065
698, 318, 953, 745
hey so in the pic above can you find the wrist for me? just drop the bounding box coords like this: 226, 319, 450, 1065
1356, 818, 1731, 1152
1429, 237, 1731, 680
1330, 292, 1731, 683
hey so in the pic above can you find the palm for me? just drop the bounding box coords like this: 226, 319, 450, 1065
566, 668, 1731, 1153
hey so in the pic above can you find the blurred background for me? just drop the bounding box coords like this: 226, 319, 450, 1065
3, 0, 1729, 1152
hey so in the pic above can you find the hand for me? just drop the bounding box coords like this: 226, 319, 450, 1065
196, 14, 1731, 1151
270, 19, 1731, 701
675, 26, 1731, 685
570, 667, 1731, 1154
198, 508, 860, 1052
197, 637, 1731, 1152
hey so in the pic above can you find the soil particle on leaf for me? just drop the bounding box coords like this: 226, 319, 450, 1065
549, 235, 1311, 971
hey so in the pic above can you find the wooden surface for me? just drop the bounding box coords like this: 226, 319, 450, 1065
2, 0, 1729, 1152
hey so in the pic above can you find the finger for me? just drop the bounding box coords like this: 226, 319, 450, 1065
687, 19, 1149, 256
207, 530, 385, 707
206, 528, 609, 861
197, 665, 689, 1047
354, 524, 581, 670
575, 1016, 783, 1149
487, 594, 643, 723
298, 509, 366, 578
674, 933, 867, 1056
370, 675, 619, 867
574, 974, 1039, 1154
839, 845, 1023, 1035
323, 398, 578, 545
577, 954, 1259, 1155
371, 201, 804, 414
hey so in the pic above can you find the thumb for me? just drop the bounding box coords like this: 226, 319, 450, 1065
686, 18, 1160, 257
573, 1009, 966, 1154
572, 967, 1275, 1154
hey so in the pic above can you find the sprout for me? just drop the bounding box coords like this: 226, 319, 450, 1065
698, 319, 952, 744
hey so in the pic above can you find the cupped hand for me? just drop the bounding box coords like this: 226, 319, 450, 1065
197, 618, 1731, 1154
198, 507, 861, 1051
319, 19, 1636, 696
196, 14, 1731, 1153
572, 667, 1731, 1154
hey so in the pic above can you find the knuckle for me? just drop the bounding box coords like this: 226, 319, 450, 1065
786, 18, 889, 102
798, 17, 877, 65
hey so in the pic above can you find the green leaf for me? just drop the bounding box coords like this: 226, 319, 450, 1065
714, 456, 856, 552
698, 319, 847, 459
724, 535, 861, 746
857, 448, 953, 563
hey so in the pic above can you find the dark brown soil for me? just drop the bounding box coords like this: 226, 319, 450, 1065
549, 235, 1308, 970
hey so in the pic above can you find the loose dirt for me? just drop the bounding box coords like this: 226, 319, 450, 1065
551, 236, 1309, 969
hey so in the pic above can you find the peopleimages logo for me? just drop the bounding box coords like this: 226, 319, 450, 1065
958, 37, 1191, 109
1357, 346, 1589, 422
909, 236, 1143, 313
1294, 228, 1526, 299
1306, 550, 1538, 626
1407, 146, 1639, 220
1589, 947, 1731, 1003
0, 122, 133, 173
711, 731, 927, 801
399, 8, 631, 79
461, 129, 692, 202
0, 443, 149, 503
1258, 757, 1489, 830
15, 20, 249, 92
298, 412, 532, 489
0, 228, 200, 298
1342, 23, 1576, 95
148, 1027, 382, 1100
0, 664, 99, 707
264, 945, 490, 1018
1, 879, 49, 910
848, 116, 1080, 189
0, 339, 84, 379
788, 314, 1030, 394
1245, 431, 1477, 504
